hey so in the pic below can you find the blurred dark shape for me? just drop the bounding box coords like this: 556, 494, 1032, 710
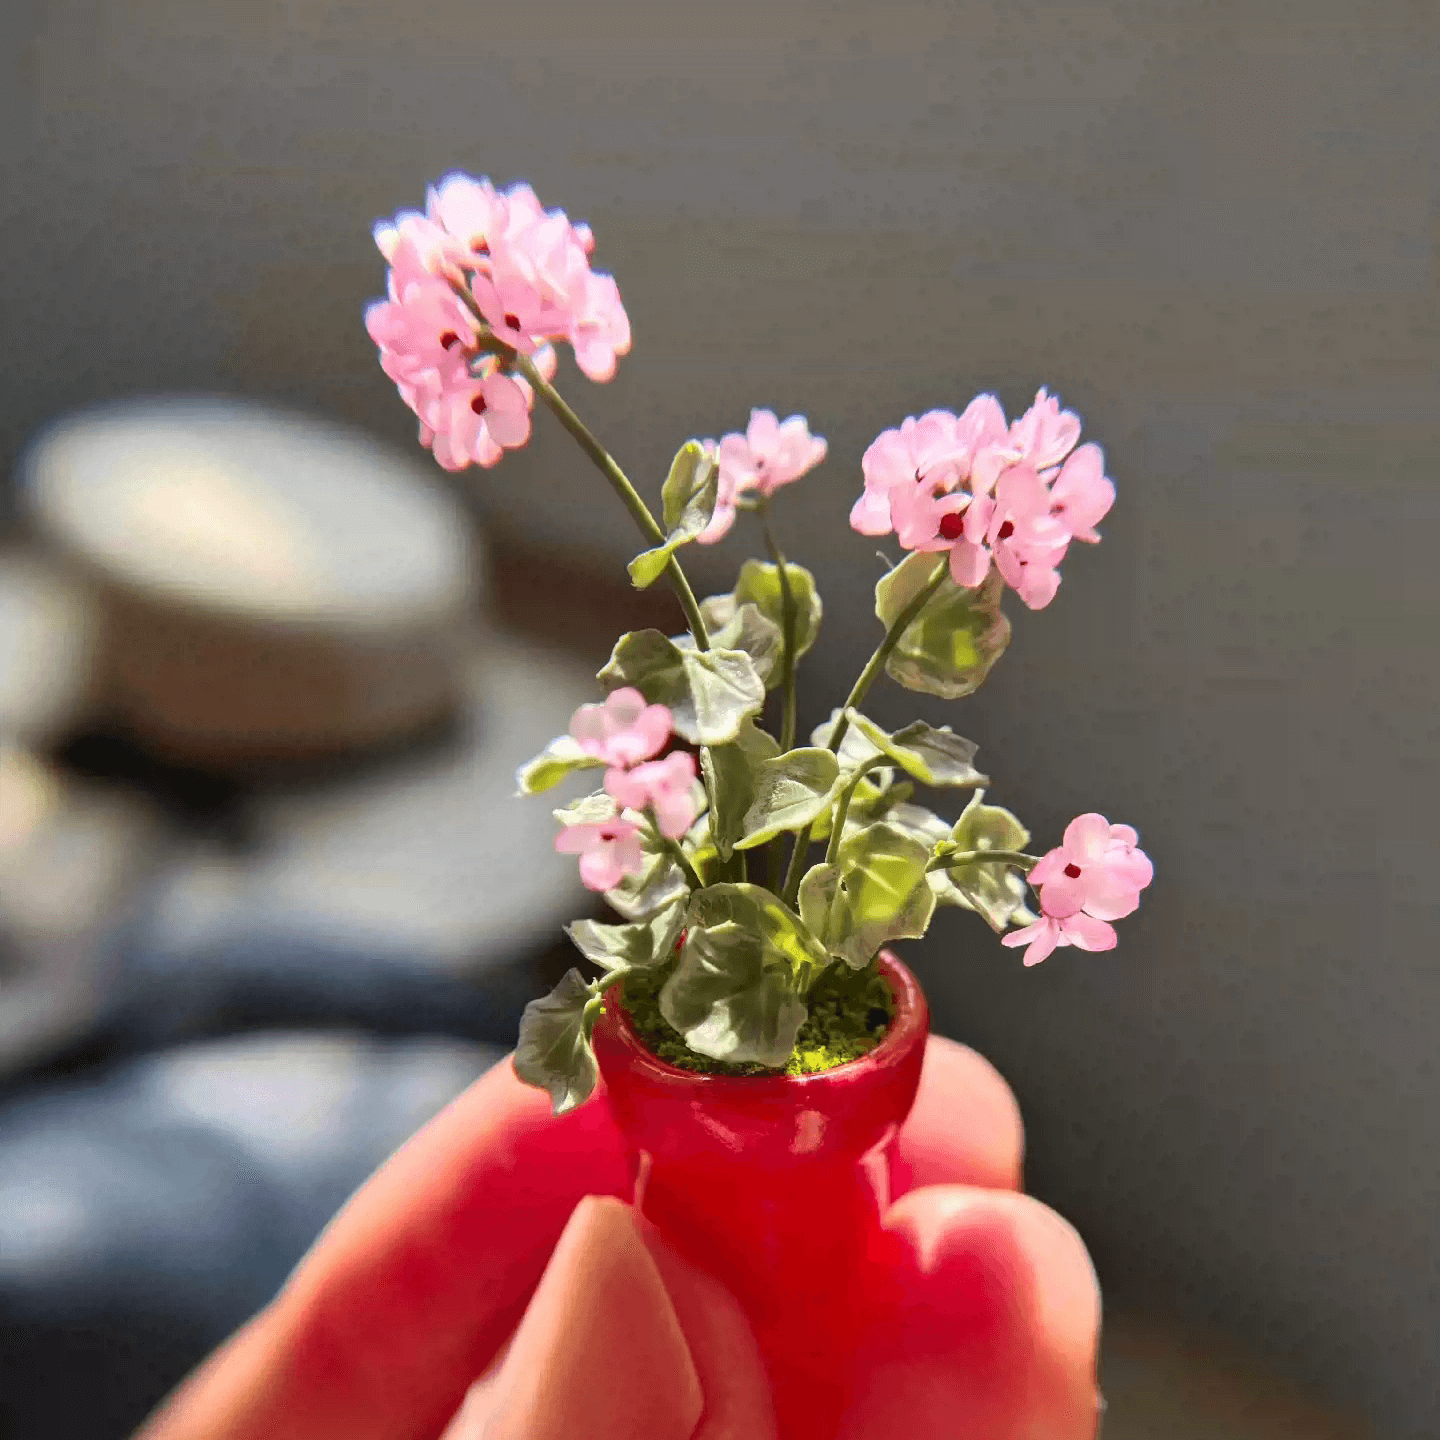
0, 746, 169, 1080
19, 396, 481, 769
0, 1033, 503, 1439
0, 395, 603, 1439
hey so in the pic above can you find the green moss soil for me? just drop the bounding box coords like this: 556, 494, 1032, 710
608, 961, 894, 1077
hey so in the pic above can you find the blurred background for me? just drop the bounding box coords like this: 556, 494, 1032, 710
2, 1, 1435, 1437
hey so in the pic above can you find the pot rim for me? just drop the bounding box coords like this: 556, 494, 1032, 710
598, 948, 929, 1095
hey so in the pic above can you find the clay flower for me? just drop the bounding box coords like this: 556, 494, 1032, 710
604, 750, 700, 839
1002, 814, 1153, 965
697, 410, 827, 543
852, 389, 1114, 610
570, 688, 672, 768
554, 818, 646, 892
368, 174, 632, 473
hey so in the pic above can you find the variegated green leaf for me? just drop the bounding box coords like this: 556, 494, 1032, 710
514, 969, 599, 1115
799, 821, 936, 969
565, 899, 687, 974
874, 554, 1011, 699
515, 734, 607, 795
627, 443, 719, 588
844, 711, 987, 788
599, 630, 765, 746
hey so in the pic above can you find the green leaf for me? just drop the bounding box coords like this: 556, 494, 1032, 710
604, 837, 689, 921
627, 443, 719, 588
566, 899, 687, 974
659, 883, 824, 1064
700, 719, 782, 859
809, 768, 914, 842
733, 747, 841, 850
682, 602, 783, 686
874, 554, 1011, 699
810, 707, 888, 774
553, 791, 619, 827
515, 734, 607, 795
799, 821, 936, 969
687, 882, 831, 979
513, 969, 600, 1115
844, 711, 987, 789
599, 630, 765, 746
701, 559, 823, 680
932, 790, 1036, 931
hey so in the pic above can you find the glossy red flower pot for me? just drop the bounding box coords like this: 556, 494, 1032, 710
590, 950, 929, 1440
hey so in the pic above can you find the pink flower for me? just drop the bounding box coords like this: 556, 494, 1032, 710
696, 412, 826, 545
365, 273, 478, 389
720, 410, 827, 499
853, 397, 1008, 536
853, 389, 1114, 610
569, 688, 672, 768
1029, 813, 1154, 918
605, 750, 699, 839
555, 819, 646, 892
369, 174, 633, 471
1047, 443, 1115, 543
850, 409, 967, 537
1008, 387, 1082, 471
695, 439, 739, 544
1002, 814, 1153, 965
999, 911, 1118, 967
568, 271, 632, 383
419, 365, 535, 472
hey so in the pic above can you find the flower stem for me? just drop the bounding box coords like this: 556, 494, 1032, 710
823, 760, 887, 865
779, 559, 950, 906
510, 350, 711, 650
761, 521, 800, 752
647, 818, 705, 891
926, 848, 1037, 873
827, 558, 950, 755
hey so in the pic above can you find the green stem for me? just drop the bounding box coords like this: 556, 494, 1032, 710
926, 848, 1037, 873
823, 760, 887, 865
780, 559, 951, 906
509, 349, 711, 650
825, 559, 950, 757
648, 818, 705, 891
587, 967, 631, 998
450, 302, 711, 651
762, 522, 800, 752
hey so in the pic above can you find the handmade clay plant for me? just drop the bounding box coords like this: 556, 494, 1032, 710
367, 173, 1154, 1438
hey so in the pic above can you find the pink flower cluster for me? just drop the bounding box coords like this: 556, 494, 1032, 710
851, 390, 1115, 609
1002, 814, 1153, 966
698, 409, 828, 543
366, 174, 631, 472
554, 689, 698, 891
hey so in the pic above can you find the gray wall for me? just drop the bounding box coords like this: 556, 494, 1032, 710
6, 2, 1436, 1434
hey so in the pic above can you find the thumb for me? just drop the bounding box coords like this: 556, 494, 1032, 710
450, 1195, 703, 1440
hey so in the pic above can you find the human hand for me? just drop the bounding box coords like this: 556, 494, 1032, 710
137, 1036, 1100, 1439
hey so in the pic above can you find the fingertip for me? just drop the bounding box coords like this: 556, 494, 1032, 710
848, 1185, 1101, 1439
893, 1036, 1026, 1195
475, 1196, 704, 1440
637, 1218, 780, 1440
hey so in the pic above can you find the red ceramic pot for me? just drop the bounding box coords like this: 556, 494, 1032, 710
590, 949, 929, 1440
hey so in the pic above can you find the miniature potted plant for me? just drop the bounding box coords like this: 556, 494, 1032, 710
366, 173, 1154, 1438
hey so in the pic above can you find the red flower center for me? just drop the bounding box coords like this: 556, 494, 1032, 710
996, 520, 1015, 542
1064, 863, 1082, 878
938, 512, 966, 541
438, 330, 460, 350
470, 394, 488, 415
503, 312, 521, 331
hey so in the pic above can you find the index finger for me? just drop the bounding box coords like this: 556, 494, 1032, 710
141, 1033, 1024, 1440
140, 1059, 631, 1440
